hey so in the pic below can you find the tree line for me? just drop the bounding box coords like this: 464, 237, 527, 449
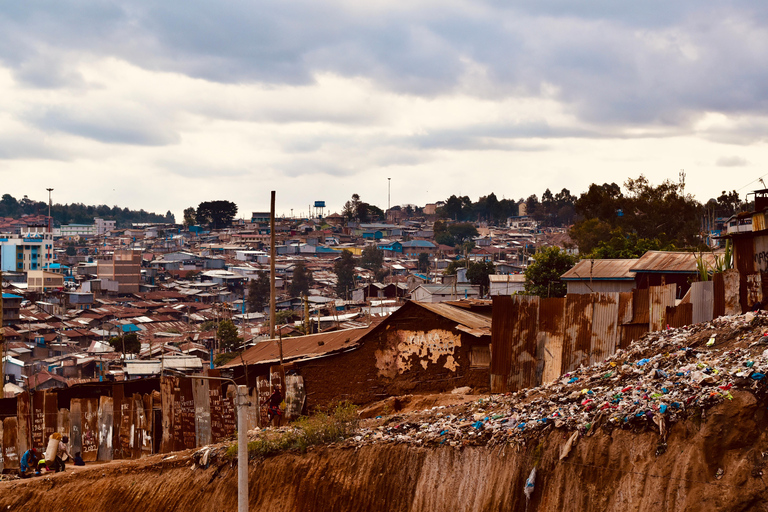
0, 193, 173, 227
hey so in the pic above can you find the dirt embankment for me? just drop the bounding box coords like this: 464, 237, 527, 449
3, 390, 768, 512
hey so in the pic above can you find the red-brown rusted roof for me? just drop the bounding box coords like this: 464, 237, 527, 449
630, 251, 718, 274
561, 259, 638, 281
221, 318, 384, 368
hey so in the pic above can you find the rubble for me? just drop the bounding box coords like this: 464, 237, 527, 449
322, 311, 768, 451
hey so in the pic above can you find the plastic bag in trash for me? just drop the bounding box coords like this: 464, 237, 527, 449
524, 467, 537, 500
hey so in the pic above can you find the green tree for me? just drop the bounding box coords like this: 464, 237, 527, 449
108, 333, 141, 354
466, 260, 496, 297
247, 272, 270, 312
183, 207, 196, 227
524, 246, 578, 298
333, 250, 356, 298
342, 194, 362, 221
587, 229, 672, 259
65, 243, 77, 256
196, 200, 238, 229
360, 245, 384, 271
417, 253, 431, 273
289, 262, 314, 297
217, 319, 242, 351
448, 223, 479, 245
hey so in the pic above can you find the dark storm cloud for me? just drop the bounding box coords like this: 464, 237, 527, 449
4, 1, 768, 136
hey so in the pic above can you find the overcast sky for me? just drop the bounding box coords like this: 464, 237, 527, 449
2, 1, 768, 220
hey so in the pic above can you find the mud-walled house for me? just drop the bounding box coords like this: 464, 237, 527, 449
222, 300, 492, 411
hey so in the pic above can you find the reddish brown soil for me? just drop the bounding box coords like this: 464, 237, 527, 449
3, 389, 768, 512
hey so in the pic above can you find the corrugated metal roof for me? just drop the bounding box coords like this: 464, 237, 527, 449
413, 302, 491, 332
630, 251, 717, 274
561, 259, 638, 281
489, 274, 526, 283
221, 321, 381, 368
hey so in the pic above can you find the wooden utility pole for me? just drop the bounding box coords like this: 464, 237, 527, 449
269, 191, 276, 340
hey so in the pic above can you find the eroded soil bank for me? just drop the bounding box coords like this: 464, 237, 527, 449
2, 391, 768, 512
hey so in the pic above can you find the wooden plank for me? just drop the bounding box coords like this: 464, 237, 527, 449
2, 417, 19, 470
31, 390, 45, 450
209, 378, 224, 443
133, 393, 144, 459
112, 384, 124, 459
160, 376, 175, 453
284, 375, 305, 421
179, 378, 196, 450
142, 394, 153, 457
0, 416, 4, 472
257, 375, 271, 428
119, 391, 134, 458
81, 398, 99, 462
70, 399, 82, 459
16, 391, 29, 457
97, 396, 114, 461
57, 408, 70, 438
192, 377, 212, 447
43, 391, 57, 443
222, 386, 236, 437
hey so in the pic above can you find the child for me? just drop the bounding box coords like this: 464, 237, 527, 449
73, 452, 85, 466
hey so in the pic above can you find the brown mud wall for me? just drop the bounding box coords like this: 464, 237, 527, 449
3, 392, 768, 512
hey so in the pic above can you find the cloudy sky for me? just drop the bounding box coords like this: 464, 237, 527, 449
2, 1, 768, 220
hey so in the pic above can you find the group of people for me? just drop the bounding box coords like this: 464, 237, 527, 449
19, 436, 86, 478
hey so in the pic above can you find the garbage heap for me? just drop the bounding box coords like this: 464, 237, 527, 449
344, 311, 768, 451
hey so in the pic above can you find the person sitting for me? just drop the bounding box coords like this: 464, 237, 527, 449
37, 459, 48, 475
73, 452, 85, 466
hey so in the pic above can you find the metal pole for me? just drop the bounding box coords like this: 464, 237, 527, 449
269, 191, 276, 339
237, 384, 249, 512
0, 269, 4, 390
46, 188, 53, 233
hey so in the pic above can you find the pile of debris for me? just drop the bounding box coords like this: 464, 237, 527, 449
341, 311, 768, 451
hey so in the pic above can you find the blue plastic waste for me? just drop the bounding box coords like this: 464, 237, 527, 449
637, 358, 650, 366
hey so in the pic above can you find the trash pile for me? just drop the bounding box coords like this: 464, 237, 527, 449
341, 312, 768, 450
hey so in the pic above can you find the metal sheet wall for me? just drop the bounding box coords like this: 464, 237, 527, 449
590, 293, 619, 365
70, 399, 82, 458
618, 292, 633, 325
649, 284, 676, 331
713, 272, 726, 317
691, 281, 714, 324
563, 294, 593, 372
2, 417, 19, 470
490, 296, 516, 392
723, 268, 742, 315
539, 297, 566, 384
192, 378, 212, 447
285, 375, 306, 420
746, 273, 763, 307
666, 303, 693, 328
632, 288, 650, 325
97, 396, 113, 461
81, 398, 99, 462
507, 295, 540, 391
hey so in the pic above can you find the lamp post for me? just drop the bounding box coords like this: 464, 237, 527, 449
387, 178, 391, 214
46, 188, 53, 233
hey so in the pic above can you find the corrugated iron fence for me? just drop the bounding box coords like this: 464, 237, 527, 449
491, 280, 738, 393
0, 368, 304, 471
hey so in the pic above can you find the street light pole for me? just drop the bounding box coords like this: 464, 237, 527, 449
387, 178, 391, 214
46, 188, 54, 234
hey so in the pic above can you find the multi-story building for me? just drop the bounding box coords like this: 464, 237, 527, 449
58, 224, 97, 238
27, 270, 65, 292
97, 249, 141, 294
94, 218, 116, 235
1, 292, 22, 326
0, 232, 54, 272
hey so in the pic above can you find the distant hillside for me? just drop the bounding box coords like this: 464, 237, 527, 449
0, 193, 174, 228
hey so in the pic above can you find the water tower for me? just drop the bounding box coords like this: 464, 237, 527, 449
314, 201, 326, 219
